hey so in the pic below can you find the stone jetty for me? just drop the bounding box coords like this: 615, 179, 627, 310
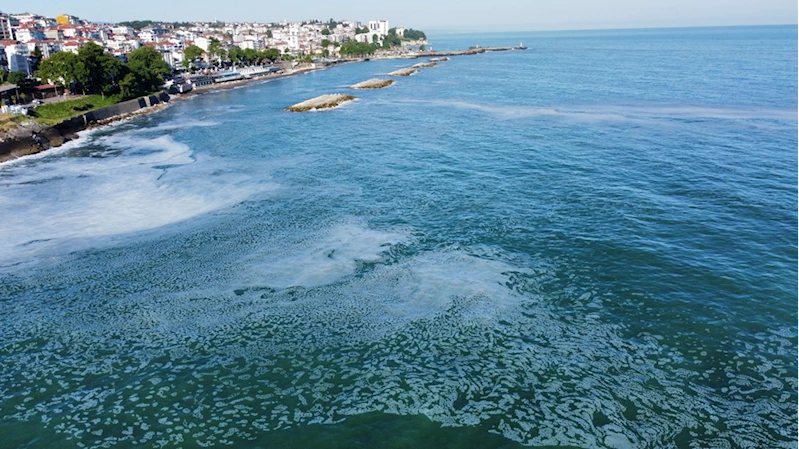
350, 79, 394, 89
429, 57, 450, 62
412, 62, 437, 68
388, 68, 418, 77
286, 94, 356, 112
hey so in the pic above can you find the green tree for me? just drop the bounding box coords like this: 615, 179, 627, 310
228, 46, 244, 64
182, 44, 204, 70
339, 41, 379, 57
118, 20, 156, 30
208, 38, 225, 66
355, 27, 369, 34
36, 51, 79, 91
321, 28, 330, 36
321, 39, 331, 48
77, 42, 119, 95
242, 48, 257, 63
262, 48, 280, 61
119, 72, 142, 99
126, 46, 170, 97
7, 71, 27, 86
420, 44, 426, 51
30, 46, 43, 71
266, 29, 273, 38
403, 29, 427, 40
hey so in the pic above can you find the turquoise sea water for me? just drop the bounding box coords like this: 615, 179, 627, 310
0, 26, 796, 448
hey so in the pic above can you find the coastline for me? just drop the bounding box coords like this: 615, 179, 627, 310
0, 46, 525, 164
0, 64, 330, 164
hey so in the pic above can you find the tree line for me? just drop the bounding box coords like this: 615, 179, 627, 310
37, 42, 171, 100
182, 41, 282, 70
117, 20, 194, 30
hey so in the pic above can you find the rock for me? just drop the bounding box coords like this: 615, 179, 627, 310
388, 68, 418, 77
412, 62, 437, 68
286, 94, 357, 112
350, 79, 395, 89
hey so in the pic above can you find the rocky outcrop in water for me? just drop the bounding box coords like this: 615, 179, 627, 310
350, 79, 395, 89
388, 68, 418, 77
286, 94, 357, 112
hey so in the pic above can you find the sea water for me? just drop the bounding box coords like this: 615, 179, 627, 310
0, 26, 796, 449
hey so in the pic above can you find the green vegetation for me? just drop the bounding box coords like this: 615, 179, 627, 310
420, 44, 426, 51
117, 20, 194, 29
28, 95, 121, 125
122, 46, 171, 98
355, 27, 369, 34
207, 38, 226, 63
321, 28, 330, 36
403, 29, 427, 40
0, 113, 31, 132
36, 42, 169, 100
380, 28, 428, 49
340, 41, 380, 56
226, 47, 281, 65
30, 46, 43, 72
182, 44, 204, 70
7, 71, 27, 86
118, 20, 157, 30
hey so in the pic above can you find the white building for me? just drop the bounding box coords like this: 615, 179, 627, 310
368, 20, 389, 37
15, 27, 45, 43
194, 36, 210, 51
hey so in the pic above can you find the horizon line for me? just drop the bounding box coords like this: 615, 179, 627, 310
425, 22, 798, 35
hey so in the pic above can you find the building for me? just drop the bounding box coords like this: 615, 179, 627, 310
56, 14, 81, 25
15, 26, 45, 43
44, 28, 64, 41
0, 14, 15, 40
6, 49, 31, 75
368, 20, 389, 37
194, 36, 210, 51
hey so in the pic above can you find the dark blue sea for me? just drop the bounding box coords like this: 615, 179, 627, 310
0, 26, 796, 448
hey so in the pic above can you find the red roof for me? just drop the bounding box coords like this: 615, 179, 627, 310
34, 84, 61, 90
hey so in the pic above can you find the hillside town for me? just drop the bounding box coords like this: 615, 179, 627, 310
0, 12, 427, 76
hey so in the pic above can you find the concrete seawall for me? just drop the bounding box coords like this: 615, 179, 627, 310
0, 92, 170, 163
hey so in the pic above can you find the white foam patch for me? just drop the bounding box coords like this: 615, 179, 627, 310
371, 250, 521, 323
244, 222, 407, 289
395, 99, 799, 124
142, 119, 221, 132
0, 131, 275, 264
0, 231, 795, 449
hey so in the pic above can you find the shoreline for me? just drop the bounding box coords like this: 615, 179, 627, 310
0, 64, 331, 164
0, 46, 525, 164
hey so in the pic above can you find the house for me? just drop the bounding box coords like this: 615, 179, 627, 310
25, 40, 60, 59
44, 28, 64, 41
15, 26, 45, 43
